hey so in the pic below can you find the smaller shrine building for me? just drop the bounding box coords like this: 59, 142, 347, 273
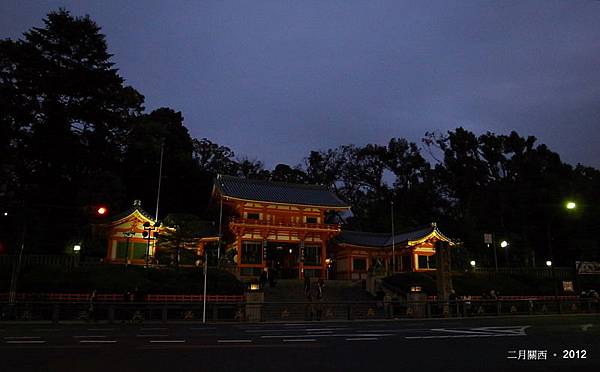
332, 224, 454, 280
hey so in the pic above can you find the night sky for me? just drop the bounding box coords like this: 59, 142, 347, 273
2, 1, 600, 169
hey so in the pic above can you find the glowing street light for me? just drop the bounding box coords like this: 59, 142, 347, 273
500, 240, 509, 248
546, 260, 552, 267
469, 260, 476, 267
73, 244, 81, 252
566, 201, 576, 210
97, 206, 108, 215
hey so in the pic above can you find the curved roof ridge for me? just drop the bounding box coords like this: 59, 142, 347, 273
215, 174, 349, 208
218, 174, 333, 191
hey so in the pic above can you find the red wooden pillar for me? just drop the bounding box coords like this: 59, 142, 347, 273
299, 240, 304, 279
321, 240, 327, 279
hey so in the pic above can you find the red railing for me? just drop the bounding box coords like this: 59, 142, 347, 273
146, 294, 244, 302
0, 293, 244, 303
426, 295, 579, 301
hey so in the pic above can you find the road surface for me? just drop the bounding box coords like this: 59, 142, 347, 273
1, 314, 598, 371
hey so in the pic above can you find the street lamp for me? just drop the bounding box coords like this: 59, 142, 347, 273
546, 260, 552, 267
122, 230, 135, 268
500, 240, 509, 267
73, 244, 81, 252
142, 221, 161, 268
566, 201, 576, 210
469, 260, 476, 267
325, 258, 333, 280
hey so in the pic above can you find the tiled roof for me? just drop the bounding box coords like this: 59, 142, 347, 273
214, 175, 349, 208
110, 200, 155, 223
336, 223, 450, 248
336, 230, 392, 247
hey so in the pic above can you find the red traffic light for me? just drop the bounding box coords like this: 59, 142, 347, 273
97, 206, 108, 215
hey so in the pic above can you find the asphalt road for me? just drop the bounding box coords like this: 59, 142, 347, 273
0, 315, 598, 372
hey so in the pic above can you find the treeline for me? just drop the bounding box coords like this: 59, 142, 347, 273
1, 10, 599, 268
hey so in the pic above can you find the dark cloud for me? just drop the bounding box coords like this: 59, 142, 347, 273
2, 0, 599, 168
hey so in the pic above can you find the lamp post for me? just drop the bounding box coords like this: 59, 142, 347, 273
202, 247, 208, 323
123, 230, 135, 268
546, 200, 576, 313
143, 221, 160, 268
546, 201, 577, 266
500, 240, 509, 267
391, 200, 395, 274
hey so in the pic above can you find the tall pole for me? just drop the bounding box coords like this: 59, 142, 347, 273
491, 243, 498, 272
547, 220, 559, 312
145, 229, 151, 269
391, 200, 395, 273
217, 196, 223, 261
202, 249, 208, 323
155, 140, 165, 222
9, 226, 26, 305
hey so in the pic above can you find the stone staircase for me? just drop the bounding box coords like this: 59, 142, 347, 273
262, 279, 383, 321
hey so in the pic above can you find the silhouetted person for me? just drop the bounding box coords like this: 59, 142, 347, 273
259, 270, 268, 289
304, 276, 311, 297
269, 268, 276, 288
88, 289, 97, 322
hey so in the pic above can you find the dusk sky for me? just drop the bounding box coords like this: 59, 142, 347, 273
2, 1, 600, 169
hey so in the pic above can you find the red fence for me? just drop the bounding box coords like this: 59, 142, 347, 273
426, 295, 579, 301
0, 293, 244, 303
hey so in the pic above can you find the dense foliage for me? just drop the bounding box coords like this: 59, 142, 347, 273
1, 10, 599, 270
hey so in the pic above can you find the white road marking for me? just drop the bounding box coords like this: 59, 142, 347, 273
405, 334, 525, 339
5, 340, 47, 344
136, 334, 169, 337
217, 339, 252, 343
427, 326, 530, 337
261, 333, 392, 339
79, 340, 117, 344
4, 336, 41, 340
87, 328, 115, 331
346, 338, 378, 341
149, 340, 186, 343
283, 339, 316, 342
581, 324, 593, 331
305, 328, 349, 331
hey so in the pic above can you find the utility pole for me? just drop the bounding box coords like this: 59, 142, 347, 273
8, 226, 26, 305
217, 196, 223, 261
155, 140, 165, 222
202, 249, 208, 323
391, 200, 395, 273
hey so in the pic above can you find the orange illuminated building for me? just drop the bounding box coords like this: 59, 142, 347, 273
104, 200, 217, 265
332, 223, 454, 280
213, 175, 350, 279
213, 176, 454, 280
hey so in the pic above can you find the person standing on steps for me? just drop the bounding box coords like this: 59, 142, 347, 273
260, 269, 268, 289
304, 275, 311, 297
316, 278, 324, 320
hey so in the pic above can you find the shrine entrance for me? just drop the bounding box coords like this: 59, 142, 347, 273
266, 242, 300, 279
